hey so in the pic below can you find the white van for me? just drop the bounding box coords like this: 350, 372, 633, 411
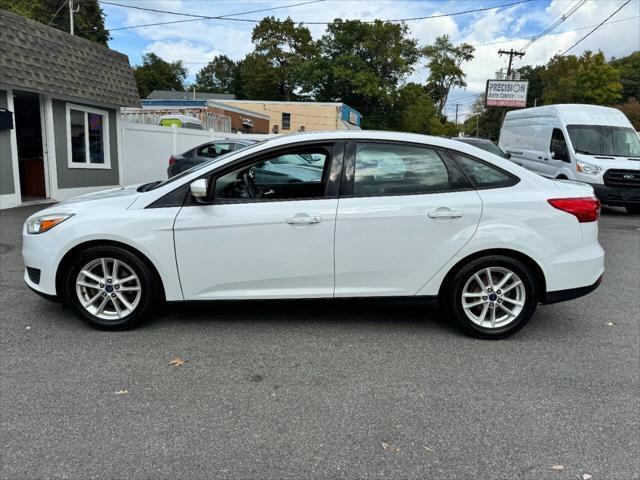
499, 104, 640, 214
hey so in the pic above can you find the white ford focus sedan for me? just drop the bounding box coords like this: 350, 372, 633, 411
23, 131, 604, 338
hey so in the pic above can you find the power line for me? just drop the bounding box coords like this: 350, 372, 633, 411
106, 0, 327, 31
559, 0, 631, 56
106, 0, 535, 31
521, 0, 586, 51
48, 0, 67, 26
468, 15, 638, 47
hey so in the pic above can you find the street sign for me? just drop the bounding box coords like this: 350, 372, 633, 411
485, 80, 528, 108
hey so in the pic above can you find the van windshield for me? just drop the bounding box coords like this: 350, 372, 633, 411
567, 125, 640, 157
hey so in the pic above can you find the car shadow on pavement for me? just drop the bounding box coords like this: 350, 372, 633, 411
149, 297, 461, 336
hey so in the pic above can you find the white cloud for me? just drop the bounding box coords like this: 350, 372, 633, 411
105, 0, 640, 115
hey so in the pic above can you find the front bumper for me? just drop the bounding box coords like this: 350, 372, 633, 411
22, 226, 67, 297
588, 183, 640, 207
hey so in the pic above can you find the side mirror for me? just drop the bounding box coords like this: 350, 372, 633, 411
190, 178, 209, 202
550, 151, 556, 159
505, 152, 512, 159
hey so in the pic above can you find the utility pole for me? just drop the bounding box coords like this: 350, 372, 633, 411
454, 103, 460, 125
498, 49, 525, 79
475, 114, 479, 138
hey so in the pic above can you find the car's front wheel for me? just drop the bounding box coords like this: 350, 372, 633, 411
445, 255, 538, 339
63, 245, 161, 330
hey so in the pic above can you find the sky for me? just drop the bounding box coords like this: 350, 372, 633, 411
101, 0, 640, 121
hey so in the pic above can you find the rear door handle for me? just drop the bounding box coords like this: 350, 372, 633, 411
286, 215, 322, 225
428, 210, 464, 219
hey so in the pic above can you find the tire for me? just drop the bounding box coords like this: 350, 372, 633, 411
63, 245, 161, 330
444, 255, 539, 339
625, 205, 640, 215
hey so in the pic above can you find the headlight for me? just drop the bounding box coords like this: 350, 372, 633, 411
26, 213, 74, 234
576, 160, 602, 175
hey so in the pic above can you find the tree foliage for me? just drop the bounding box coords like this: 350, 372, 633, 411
241, 16, 317, 101
614, 97, 640, 130
194, 55, 239, 94
610, 51, 640, 101
1, 0, 110, 45
133, 53, 187, 99
309, 19, 421, 129
540, 51, 622, 105
423, 35, 475, 116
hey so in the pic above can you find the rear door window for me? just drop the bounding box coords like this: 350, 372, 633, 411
352, 143, 461, 196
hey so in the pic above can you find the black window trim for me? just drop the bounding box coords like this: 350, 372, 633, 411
444, 148, 521, 190
149, 140, 345, 208
339, 140, 475, 199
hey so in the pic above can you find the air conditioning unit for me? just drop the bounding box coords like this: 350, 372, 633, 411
272, 125, 279, 134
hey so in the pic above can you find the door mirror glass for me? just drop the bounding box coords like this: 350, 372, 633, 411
505, 152, 511, 159
190, 178, 209, 202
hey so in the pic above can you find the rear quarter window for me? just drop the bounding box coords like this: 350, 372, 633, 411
450, 152, 519, 189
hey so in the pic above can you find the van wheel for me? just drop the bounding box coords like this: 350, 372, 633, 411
444, 255, 538, 339
556, 175, 568, 180
63, 246, 161, 330
625, 205, 640, 215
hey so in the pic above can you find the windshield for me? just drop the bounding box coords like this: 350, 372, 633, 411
145, 140, 267, 191
567, 125, 640, 157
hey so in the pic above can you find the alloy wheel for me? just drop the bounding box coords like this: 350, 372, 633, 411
461, 267, 526, 329
75, 257, 142, 321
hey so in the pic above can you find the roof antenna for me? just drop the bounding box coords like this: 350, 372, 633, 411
69, 0, 80, 36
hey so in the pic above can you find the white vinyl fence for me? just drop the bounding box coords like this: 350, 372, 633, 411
120, 122, 276, 186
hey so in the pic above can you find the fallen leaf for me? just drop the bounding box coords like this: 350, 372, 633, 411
169, 357, 187, 367
583, 474, 592, 480
382, 442, 400, 453
114, 389, 128, 395
551, 464, 565, 471
605, 321, 616, 326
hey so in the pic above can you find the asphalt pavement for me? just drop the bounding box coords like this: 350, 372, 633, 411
1, 204, 638, 480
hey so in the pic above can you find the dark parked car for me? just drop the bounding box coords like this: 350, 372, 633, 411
451, 137, 511, 159
167, 139, 257, 177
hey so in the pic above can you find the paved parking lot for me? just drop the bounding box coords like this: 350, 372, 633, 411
1, 204, 638, 480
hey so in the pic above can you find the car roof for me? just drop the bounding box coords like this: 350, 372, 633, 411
451, 137, 493, 144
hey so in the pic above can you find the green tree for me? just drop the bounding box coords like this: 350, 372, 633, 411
392, 83, 440, 134
541, 51, 622, 105
614, 97, 640, 130
461, 96, 505, 140
1, 0, 110, 45
194, 55, 239, 94
574, 51, 622, 104
133, 53, 187, 99
310, 19, 421, 130
423, 35, 475, 116
609, 51, 639, 101
240, 16, 317, 101
518, 65, 545, 107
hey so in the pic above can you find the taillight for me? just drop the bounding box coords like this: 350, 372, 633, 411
169, 156, 176, 166
547, 197, 601, 223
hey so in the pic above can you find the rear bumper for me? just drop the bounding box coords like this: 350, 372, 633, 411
543, 275, 602, 305
588, 183, 640, 206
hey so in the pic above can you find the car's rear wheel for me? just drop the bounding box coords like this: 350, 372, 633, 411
63, 246, 161, 330
445, 255, 538, 339
625, 205, 640, 215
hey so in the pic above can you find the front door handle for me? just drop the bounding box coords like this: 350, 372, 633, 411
428, 210, 464, 219
286, 215, 322, 225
